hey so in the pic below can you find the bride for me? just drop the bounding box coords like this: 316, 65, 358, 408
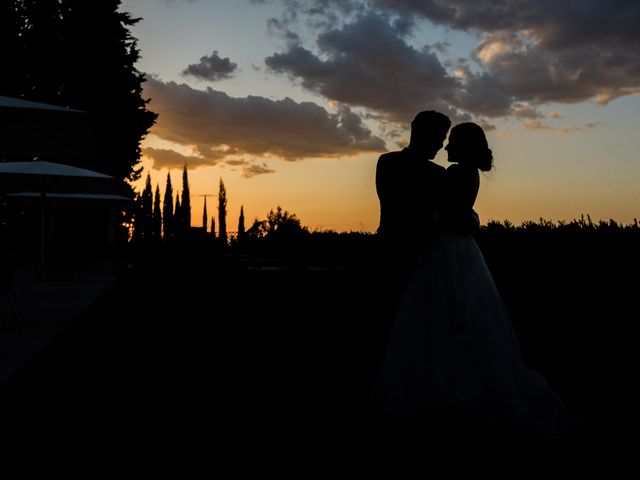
372, 122, 566, 436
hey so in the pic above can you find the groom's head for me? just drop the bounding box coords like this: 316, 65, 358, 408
409, 111, 451, 159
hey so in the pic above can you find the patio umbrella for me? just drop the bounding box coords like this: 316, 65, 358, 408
0, 161, 132, 270
0, 95, 97, 167
5, 192, 131, 206
0, 160, 130, 196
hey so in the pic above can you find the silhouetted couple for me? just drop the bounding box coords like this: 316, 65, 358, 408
372, 111, 565, 437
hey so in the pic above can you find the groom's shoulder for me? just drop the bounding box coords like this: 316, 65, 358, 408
377, 149, 404, 162
376, 149, 404, 175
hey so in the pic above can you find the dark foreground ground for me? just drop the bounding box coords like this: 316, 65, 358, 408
1, 235, 639, 478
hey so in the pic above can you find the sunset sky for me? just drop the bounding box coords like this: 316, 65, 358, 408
122, 0, 640, 232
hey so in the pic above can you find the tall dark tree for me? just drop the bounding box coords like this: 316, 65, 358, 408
238, 206, 245, 239
131, 192, 144, 244
163, 173, 173, 240
174, 191, 182, 234
153, 184, 162, 241
202, 197, 208, 233
1, 0, 157, 181
181, 164, 191, 232
137, 173, 153, 242
218, 178, 227, 245
210, 217, 216, 240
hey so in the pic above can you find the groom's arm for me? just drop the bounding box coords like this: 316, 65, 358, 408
375, 153, 393, 235
375, 155, 384, 232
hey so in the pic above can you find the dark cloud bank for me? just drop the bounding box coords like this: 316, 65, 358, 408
144, 77, 385, 174
264, 0, 640, 121
146, 0, 640, 173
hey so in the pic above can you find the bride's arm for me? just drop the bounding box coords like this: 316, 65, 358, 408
442, 164, 480, 233
446, 164, 479, 209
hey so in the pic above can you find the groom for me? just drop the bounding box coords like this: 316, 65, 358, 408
376, 110, 450, 271
376, 111, 453, 241
374, 110, 452, 333
375, 110, 480, 310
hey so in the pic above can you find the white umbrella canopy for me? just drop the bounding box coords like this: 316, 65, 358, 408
0, 161, 132, 271
0, 96, 84, 112
0, 95, 98, 167
4, 192, 132, 211
0, 161, 131, 196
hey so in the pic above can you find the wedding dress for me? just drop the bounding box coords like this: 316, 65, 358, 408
372, 233, 566, 436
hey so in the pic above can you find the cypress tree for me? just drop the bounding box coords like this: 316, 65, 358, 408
218, 178, 227, 245
140, 173, 153, 242
210, 217, 216, 240
174, 191, 182, 236
181, 164, 191, 232
202, 196, 208, 233
238, 206, 245, 239
153, 184, 162, 241
163, 173, 173, 240
132, 192, 144, 244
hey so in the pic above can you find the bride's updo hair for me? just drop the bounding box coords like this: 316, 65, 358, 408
449, 122, 493, 171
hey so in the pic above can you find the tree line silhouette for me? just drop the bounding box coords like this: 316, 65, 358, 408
131, 160, 639, 258
126, 163, 640, 289
130, 164, 308, 251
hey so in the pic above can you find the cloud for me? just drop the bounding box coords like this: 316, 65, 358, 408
182, 51, 238, 81
373, 0, 640, 47
511, 103, 542, 119
303, 0, 358, 15
469, 31, 640, 106
142, 147, 226, 169
227, 159, 276, 178
265, 12, 461, 124
143, 77, 386, 166
453, 70, 512, 118
159, 0, 197, 5
257, 0, 640, 127
263, 9, 539, 125
272, 0, 362, 24
522, 120, 602, 134
373, 0, 640, 105
548, 111, 563, 119
143, 145, 275, 178
267, 16, 301, 45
